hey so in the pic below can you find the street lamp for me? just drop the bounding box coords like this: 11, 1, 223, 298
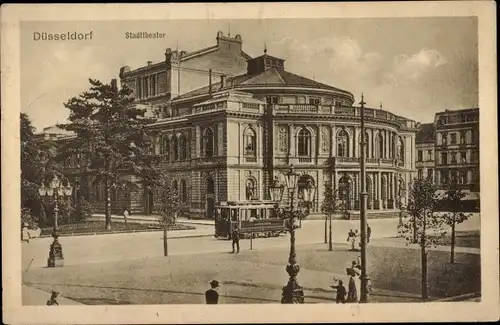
269, 165, 315, 304
38, 175, 72, 267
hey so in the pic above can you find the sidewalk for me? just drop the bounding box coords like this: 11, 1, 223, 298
91, 214, 215, 226
22, 285, 82, 306
369, 237, 480, 255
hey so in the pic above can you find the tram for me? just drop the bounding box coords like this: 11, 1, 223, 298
214, 201, 287, 240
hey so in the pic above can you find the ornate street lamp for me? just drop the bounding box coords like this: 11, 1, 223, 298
38, 175, 72, 267
270, 165, 314, 304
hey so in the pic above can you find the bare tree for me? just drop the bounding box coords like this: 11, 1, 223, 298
321, 181, 344, 251
398, 177, 447, 300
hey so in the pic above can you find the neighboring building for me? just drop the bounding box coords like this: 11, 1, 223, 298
416, 108, 480, 210
44, 31, 419, 219
416, 123, 436, 182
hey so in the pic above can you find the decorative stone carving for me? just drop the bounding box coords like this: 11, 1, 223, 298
321, 126, 330, 153
278, 126, 288, 153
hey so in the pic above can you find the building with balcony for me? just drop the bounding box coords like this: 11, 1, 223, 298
51, 31, 419, 219
416, 108, 480, 210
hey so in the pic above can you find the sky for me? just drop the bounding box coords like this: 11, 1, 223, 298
21, 17, 478, 131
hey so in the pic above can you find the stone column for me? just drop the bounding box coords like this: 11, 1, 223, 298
195, 126, 201, 158
377, 172, 382, 210
218, 123, 224, 156
331, 125, 336, 157
288, 124, 295, 158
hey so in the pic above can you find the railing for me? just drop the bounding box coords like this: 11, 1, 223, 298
245, 156, 257, 163
336, 157, 359, 163
298, 157, 312, 163
334, 105, 356, 115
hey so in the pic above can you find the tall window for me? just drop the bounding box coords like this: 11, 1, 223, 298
442, 133, 448, 145
297, 128, 312, 156
376, 133, 384, 158
417, 150, 423, 162
441, 152, 448, 165
460, 131, 466, 144
179, 134, 187, 161
203, 128, 214, 158
309, 98, 320, 105
266, 96, 279, 105
427, 168, 434, 180
451, 152, 457, 164
458, 170, 466, 184
427, 150, 433, 161
460, 151, 467, 163
336, 130, 349, 157
244, 128, 257, 156
441, 170, 449, 185
471, 150, 478, 162
180, 180, 187, 203
450, 133, 457, 144
418, 169, 423, 179
171, 136, 178, 161
151, 75, 156, 96
172, 180, 178, 194
163, 136, 170, 161
144, 77, 149, 98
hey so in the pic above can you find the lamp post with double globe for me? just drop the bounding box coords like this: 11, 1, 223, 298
269, 164, 316, 304
38, 175, 73, 267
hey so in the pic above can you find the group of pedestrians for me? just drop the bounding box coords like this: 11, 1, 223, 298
330, 256, 373, 303
346, 224, 371, 251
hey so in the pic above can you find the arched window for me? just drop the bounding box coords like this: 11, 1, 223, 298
203, 128, 214, 158
206, 177, 214, 194
180, 180, 188, 203
398, 137, 405, 161
297, 128, 312, 156
178, 134, 187, 161
244, 128, 256, 156
172, 180, 178, 194
162, 136, 170, 161
336, 129, 349, 157
376, 133, 384, 158
171, 136, 178, 161
338, 176, 352, 203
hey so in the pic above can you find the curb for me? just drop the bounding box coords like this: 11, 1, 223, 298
36, 230, 213, 239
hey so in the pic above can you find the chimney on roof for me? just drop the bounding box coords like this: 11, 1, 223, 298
220, 75, 226, 90
147, 61, 153, 66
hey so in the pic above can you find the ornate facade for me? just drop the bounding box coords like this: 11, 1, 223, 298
53, 32, 419, 219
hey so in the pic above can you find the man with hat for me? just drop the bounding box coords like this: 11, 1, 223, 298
205, 280, 220, 304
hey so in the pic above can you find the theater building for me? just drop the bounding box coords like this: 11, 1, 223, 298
55, 32, 419, 219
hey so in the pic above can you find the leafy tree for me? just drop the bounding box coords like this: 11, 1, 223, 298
398, 177, 447, 300
152, 173, 182, 257
20, 113, 62, 226
58, 79, 157, 230
441, 183, 472, 264
321, 181, 344, 251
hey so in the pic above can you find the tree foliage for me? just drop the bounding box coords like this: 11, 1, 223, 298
441, 183, 473, 263
398, 177, 447, 247
321, 181, 344, 216
57, 79, 158, 228
20, 113, 62, 226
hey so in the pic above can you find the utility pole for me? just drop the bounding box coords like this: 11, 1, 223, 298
359, 94, 370, 303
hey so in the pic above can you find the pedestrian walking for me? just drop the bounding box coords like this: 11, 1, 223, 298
205, 280, 220, 304
346, 268, 358, 303
231, 228, 240, 253
330, 278, 346, 303
354, 229, 360, 251
367, 224, 371, 243
46, 291, 59, 306
21, 223, 30, 243
346, 229, 355, 251
123, 208, 129, 225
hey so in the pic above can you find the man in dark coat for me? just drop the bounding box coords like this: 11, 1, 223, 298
205, 280, 220, 304
330, 279, 346, 303
367, 224, 372, 243
231, 228, 240, 253
46, 291, 59, 306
